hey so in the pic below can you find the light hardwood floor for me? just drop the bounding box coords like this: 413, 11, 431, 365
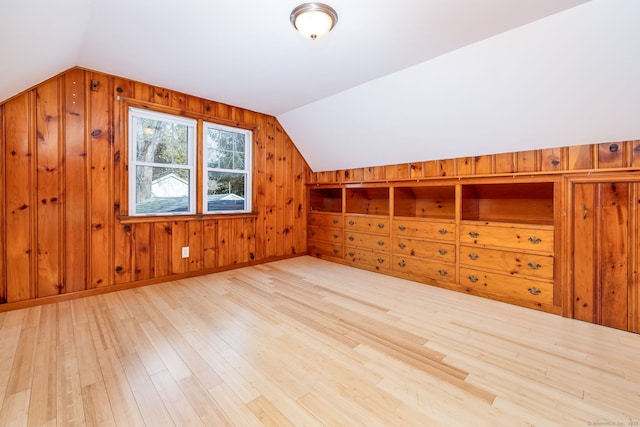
0, 256, 638, 426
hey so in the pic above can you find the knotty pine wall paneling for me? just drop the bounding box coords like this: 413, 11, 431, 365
0, 67, 310, 310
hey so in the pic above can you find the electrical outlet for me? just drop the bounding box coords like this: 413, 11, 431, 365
181, 246, 189, 258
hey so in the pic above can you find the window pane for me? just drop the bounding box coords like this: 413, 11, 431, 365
135, 166, 190, 214
206, 171, 246, 211
206, 128, 246, 170
136, 117, 189, 165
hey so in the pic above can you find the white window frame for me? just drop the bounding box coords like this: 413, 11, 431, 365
203, 121, 252, 214
128, 107, 197, 216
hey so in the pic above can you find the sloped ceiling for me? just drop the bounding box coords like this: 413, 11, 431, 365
1, 0, 638, 171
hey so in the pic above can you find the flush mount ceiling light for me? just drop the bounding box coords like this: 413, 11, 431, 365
290, 3, 338, 40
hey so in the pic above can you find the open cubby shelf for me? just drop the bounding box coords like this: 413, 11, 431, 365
394, 186, 456, 219
346, 187, 390, 216
309, 188, 342, 213
461, 182, 554, 225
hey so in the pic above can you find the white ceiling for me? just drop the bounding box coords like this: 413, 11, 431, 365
1, 0, 639, 171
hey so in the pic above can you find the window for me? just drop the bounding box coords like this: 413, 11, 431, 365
203, 122, 252, 213
128, 107, 252, 216
129, 108, 196, 215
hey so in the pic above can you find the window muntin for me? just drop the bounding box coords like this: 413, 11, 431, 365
203, 122, 252, 213
129, 108, 196, 216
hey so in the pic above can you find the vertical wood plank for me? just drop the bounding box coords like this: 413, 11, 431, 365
396, 164, 410, 180
171, 221, 187, 274
152, 222, 171, 278
217, 219, 231, 267
630, 141, 640, 168
188, 221, 203, 272
284, 133, 295, 255
133, 223, 152, 281
114, 223, 133, 284
35, 79, 62, 297
598, 182, 629, 330
364, 166, 383, 181
572, 183, 595, 323
456, 158, 473, 176
264, 118, 277, 258
63, 68, 88, 293
409, 162, 423, 179
89, 72, 113, 288
567, 145, 593, 170
540, 147, 565, 172
597, 141, 625, 169
494, 153, 515, 174
516, 150, 538, 173
423, 161, 438, 177
275, 124, 286, 257
4, 93, 33, 302
113, 77, 134, 284
473, 155, 493, 175
253, 114, 266, 261
292, 146, 306, 254
438, 159, 455, 177
385, 165, 398, 180
203, 220, 217, 269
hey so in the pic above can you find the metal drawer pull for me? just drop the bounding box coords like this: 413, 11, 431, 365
439, 229, 448, 235
377, 258, 385, 264
332, 249, 339, 255
468, 275, 479, 283
378, 223, 385, 229
333, 219, 339, 225
468, 253, 479, 260
348, 252, 355, 257
528, 262, 541, 270
398, 225, 406, 231
398, 260, 406, 268
438, 249, 448, 256
468, 231, 479, 238
398, 243, 406, 249
528, 287, 542, 295
438, 270, 448, 276
348, 236, 355, 241
348, 220, 355, 226
377, 241, 385, 246
528, 236, 542, 244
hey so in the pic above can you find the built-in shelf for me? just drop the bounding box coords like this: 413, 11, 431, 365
309, 188, 342, 213
461, 182, 554, 225
346, 187, 390, 216
394, 185, 456, 219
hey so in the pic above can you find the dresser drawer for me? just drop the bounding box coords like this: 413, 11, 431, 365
308, 212, 343, 228
344, 231, 390, 252
459, 223, 554, 253
308, 226, 342, 243
345, 215, 389, 234
344, 248, 390, 271
308, 240, 342, 258
459, 267, 553, 305
393, 218, 455, 242
392, 237, 455, 263
460, 246, 553, 280
392, 255, 455, 283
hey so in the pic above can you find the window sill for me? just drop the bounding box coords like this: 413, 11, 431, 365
118, 212, 259, 224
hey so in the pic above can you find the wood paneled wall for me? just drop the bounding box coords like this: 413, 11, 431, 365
0, 67, 310, 308
310, 141, 640, 184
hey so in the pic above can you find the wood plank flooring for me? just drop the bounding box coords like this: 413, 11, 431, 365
0, 256, 639, 426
